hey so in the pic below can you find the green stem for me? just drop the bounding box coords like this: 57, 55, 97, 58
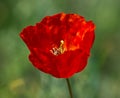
66, 79, 73, 98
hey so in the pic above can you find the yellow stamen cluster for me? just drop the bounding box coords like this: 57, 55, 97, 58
50, 40, 65, 56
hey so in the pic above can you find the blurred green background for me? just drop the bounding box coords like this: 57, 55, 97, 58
0, 0, 120, 98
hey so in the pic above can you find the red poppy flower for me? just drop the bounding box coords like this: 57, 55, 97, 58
20, 12, 95, 78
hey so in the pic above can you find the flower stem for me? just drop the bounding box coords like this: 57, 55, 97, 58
66, 79, 73, 98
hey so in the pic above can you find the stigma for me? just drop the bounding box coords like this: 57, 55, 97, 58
50, 40, 65, 56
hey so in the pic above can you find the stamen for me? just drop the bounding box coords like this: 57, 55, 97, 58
50, 40, 65, 56
59, 40, 64, 54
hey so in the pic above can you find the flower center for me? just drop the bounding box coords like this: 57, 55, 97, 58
50, 40, 65, 56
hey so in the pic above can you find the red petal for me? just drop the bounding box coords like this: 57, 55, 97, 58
20, 12, 95, 78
